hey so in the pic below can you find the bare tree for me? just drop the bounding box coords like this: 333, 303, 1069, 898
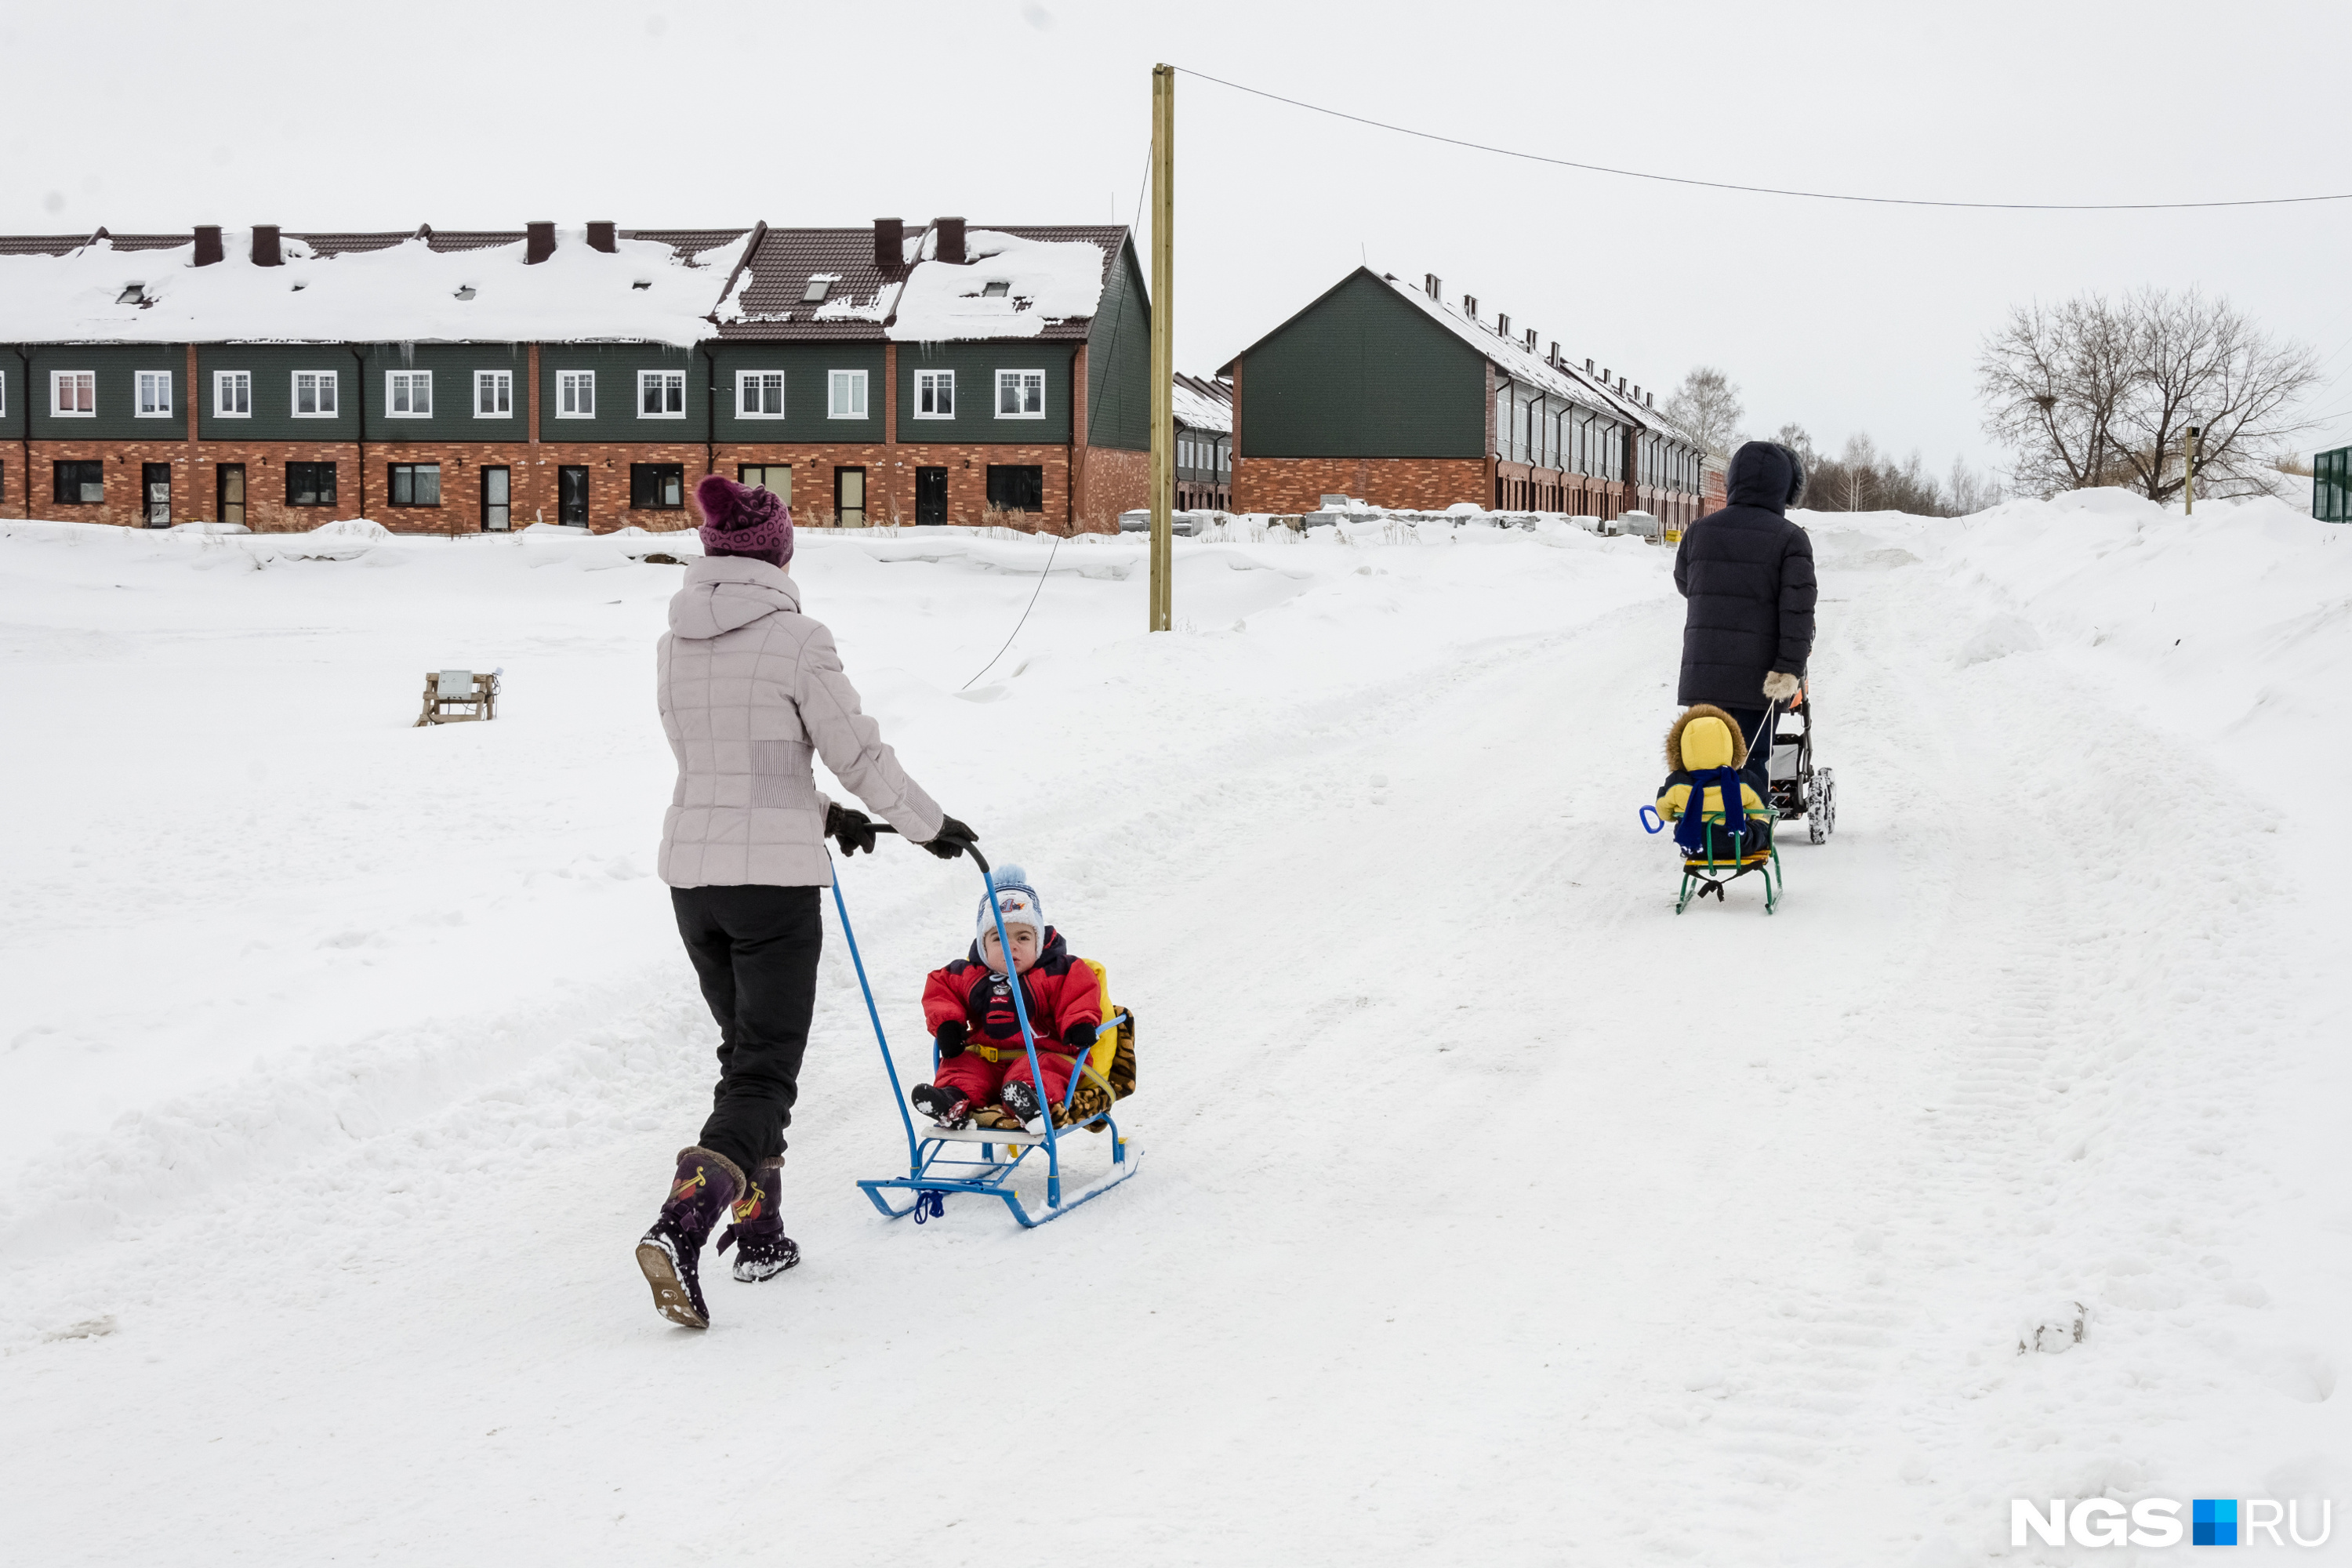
1665, 366, 1744, 457
1978, 289, 2318, 503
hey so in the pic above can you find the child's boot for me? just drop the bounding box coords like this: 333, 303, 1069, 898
1000, 1078, 1048, 1135
910, 1083, 974, 1129
716, 1159, 800, 1283
635, 1146, 743, 1329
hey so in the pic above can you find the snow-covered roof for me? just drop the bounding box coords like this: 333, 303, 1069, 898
719, 223, 1131, 343
1369, 271, 1697, 445
0, 227, 751, 346
1173, 372, 1232, 434
1221, 266, 1700, 449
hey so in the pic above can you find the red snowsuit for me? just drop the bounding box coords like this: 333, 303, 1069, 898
922, 926, 1102, 1111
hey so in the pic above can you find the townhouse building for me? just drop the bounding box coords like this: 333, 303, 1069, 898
1218, 267, 1709, 527
1172, 372, 1233, 513
0, 217, 1149, 534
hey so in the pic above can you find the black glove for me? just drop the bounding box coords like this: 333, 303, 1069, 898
922, 815, 979, 860
824, 802, 877, 857
1063, 1020, 1098, 1052
935, 1019, 969, 1058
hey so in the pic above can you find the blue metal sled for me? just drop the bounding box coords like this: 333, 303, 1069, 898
833, 848, 1139, 1229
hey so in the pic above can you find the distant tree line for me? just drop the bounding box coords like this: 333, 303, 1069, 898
1665, 366, 2004, 518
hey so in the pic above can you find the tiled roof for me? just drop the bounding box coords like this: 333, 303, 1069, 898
720, 223, 1131, 341
624, 227, 753, 263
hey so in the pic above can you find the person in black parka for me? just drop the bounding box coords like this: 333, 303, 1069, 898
1674, 441, 1818, 798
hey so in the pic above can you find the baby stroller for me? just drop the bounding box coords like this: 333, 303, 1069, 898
1767, 690, 1838, 845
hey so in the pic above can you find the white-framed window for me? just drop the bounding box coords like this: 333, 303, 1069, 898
637, 368, 686, 418
51, 370, 96, 417
735, 370, 785, 419
387, 370, 432, 418
828, 368, 868, 420
557, 369, 595, 419
214, 370, 251, 417
292, 370, 339, 418
995, 369, 1044, 419
474, 370, 513, 418
136, 370, 172, 418
914, 368, 955, 419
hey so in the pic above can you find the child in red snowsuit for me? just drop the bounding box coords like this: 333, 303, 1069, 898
909, 865, 1102, 1134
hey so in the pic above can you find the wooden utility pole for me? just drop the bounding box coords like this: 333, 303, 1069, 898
2184, 422, 2200, 515
1149, 64, 1174, 632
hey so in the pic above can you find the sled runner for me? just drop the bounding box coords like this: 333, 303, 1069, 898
834, 847, 1138, 1229
1766, 689, 1838, 845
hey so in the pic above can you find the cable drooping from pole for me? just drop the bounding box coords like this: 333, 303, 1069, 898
1174, 67, 2352, 212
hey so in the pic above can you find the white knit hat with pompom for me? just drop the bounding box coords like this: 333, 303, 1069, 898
975, 863, 1044, 942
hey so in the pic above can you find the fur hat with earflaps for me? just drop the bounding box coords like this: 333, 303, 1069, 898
1665, 704, 1749, 771
695, 474, 793, 568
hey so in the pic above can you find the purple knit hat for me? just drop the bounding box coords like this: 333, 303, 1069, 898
695, 474, 793, 568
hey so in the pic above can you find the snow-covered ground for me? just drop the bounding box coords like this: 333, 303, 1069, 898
2, 495, 2347, 1565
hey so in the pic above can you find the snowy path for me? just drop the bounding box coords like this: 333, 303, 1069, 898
2, 508, 2347, 1565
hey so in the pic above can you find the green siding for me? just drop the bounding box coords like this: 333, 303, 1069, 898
709, 342, 887, 444
1238, 271, 1486, 459
0, 357, 20, 440
1085, 241, 1150, 451
894, 342, 1075, 445
197, 343, 361, 441
536, 343, 708, 443
27, 344, 187, 440
361, 343, 531, 443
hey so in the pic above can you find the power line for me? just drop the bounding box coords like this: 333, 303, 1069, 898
1175, 67, 2352, 212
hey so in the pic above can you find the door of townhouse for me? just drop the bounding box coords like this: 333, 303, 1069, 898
834, 466, 866, 528
142, 463, 172, 527
216, 464, 245, 526
481, 466, 510, 532
558, 466, 590, 526
915, 466, 947, 525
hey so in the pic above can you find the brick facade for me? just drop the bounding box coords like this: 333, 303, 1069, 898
1234, 456, 1490, 515
1075, 445, 1149, 530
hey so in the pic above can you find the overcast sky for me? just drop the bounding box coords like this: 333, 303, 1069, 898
6, 0, 2349, 478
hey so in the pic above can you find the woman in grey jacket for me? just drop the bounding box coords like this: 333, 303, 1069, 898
636, 474, 975, 1330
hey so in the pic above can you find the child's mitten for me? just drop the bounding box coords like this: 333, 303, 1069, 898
1063, 1020, 1098, 1052
935, 1019, 969, 1058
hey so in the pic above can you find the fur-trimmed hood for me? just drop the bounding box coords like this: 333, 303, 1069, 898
1665, 704, 1748, 771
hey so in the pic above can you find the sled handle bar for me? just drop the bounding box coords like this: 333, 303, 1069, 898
854, 822, 989, 873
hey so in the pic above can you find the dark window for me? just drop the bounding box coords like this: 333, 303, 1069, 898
630, 463, 685, 510
388, 463, 441, 506
985, 464, 1044, 513
53, 460, 105, 504
559, 466, 590, 525
287, 462, 337, 506
915, 466, 947, 525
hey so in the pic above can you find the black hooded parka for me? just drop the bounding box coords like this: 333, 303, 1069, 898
1672, 441, 1818, 706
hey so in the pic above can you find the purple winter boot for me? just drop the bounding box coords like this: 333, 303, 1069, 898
715, 1159, 801, 1283
635, 1146, 745, 1329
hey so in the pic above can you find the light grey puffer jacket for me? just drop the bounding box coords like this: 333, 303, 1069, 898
658, 555, 944, 888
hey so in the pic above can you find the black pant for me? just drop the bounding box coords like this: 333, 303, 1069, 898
672, 885, 823, 1180
1719, 705, 1777, 804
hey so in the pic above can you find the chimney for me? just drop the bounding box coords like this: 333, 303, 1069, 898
252, 225, 282, 267
1548, 341, 1560, 367
526, 221, 555, 263
1646, 390, 1655, 408
1525, 328, 1537, 351
1585, 358, 1595, 374
1464, 295, 1478, 320
587, 221, 616, 253
194, 226, 223, 267
873, 217, 903, 270
935, 216, 966, 265
1425, 273, 1440, 299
